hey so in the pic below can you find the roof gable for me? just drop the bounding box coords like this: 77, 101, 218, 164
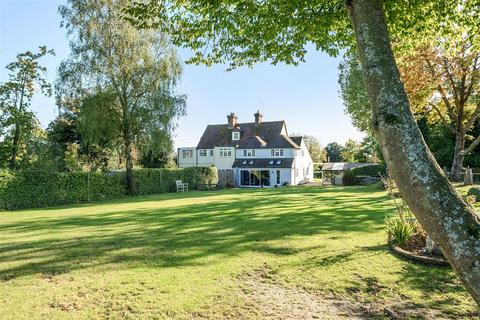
289, 136, 303, 147
196, 121, 299, 149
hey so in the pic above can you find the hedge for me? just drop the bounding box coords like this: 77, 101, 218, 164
0, 167, 218, 210
467, 187, 480, 201
349, 164, 387, 177
342, 170, 361, 186
342, 164, 387, 186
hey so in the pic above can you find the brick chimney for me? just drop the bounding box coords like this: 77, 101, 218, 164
227, 112, 238, 128
254, 110, 263, 126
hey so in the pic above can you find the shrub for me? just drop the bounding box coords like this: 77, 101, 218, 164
341, 164, 387, 186
134, 168, 182, 194
385, 216, 417, 247
342, 170, 360, 186
0, 167, 219, 210
182, 166, 218, 188
350, 164, 387, 177
466, 195, 477, 207
467, 186, 480, 201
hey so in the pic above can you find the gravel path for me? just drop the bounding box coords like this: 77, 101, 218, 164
238, 266, 367, 320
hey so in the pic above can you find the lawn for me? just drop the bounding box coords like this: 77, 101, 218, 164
0, 185, 478, 319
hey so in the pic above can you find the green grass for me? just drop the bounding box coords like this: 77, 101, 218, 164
0, 185, 477, 319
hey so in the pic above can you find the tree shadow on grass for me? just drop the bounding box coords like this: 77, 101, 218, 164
0, 186, 392, 280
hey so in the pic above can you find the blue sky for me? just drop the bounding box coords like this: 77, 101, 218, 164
0, 0, 363, 148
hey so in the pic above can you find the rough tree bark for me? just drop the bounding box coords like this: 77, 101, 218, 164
10, 79, 26, 170
9, 124, 20, 170
123, 126, 137, 196
451, 129, 466, 181
348, 0, 480, 304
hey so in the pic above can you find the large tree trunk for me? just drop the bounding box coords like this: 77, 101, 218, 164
348, 0, 480, 305
9, 124, 20, 170
451, 130, 466, 181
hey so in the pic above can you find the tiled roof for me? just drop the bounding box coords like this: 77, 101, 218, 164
196, 121, 300, 149
289, 136, 303, 146
233, 158, 294, 169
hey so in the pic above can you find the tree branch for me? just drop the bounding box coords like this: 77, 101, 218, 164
465, 103, 480, 133
437, 83, 457, 123
429, 102, 455, 133
442, 57, 462, 110
464, 134, 480, 156
464, 56, 479, 104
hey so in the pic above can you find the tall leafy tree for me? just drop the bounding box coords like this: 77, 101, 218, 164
58, 0, 186, 194
325, 142, 344, 162
341, 38, 480, 181
356, 136, 383, 163
126, 0, 480, 302
401, 45, 480, 180
340, 139, 361, 162
47, 109, 120, 172
0, 47, 54, 169
301, 135, 326, 163
341, 49, 480, 174
342, 48, 480, 179
338, 54, 372, 135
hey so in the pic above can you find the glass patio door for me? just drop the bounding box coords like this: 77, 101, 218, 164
240, 170, 270, 186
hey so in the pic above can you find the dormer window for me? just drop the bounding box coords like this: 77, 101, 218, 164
232, 131, 240, 141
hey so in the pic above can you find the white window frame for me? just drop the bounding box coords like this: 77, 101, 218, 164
219, 147, 232, 157
232, 132, 240, 141
199, 149, 207, 157
182, 150, 193, 158
271, 149, 284, 157
243, 149, 256, 157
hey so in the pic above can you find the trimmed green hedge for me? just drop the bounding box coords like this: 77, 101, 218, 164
342, 164, 387, 186
467, 187, 480, 201
349, 164, 387, 177
0, 167, 218, 210
342, 170, 360, 186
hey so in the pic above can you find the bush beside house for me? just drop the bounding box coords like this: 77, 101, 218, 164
0, 167, 218, 210
350, 164, 387, 177
341, 170, 360, 186
342, 164, 387, 186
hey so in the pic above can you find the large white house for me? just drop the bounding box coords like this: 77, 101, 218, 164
177, 111, 314, 187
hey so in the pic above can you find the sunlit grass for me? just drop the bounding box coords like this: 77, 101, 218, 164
0, 185, 477, 319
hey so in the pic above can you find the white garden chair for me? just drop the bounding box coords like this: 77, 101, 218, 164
176, 180, 188, 192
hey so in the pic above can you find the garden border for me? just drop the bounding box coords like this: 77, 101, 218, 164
389, 243, 450, 267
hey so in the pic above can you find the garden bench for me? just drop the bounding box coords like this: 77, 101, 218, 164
176, 180, 188, 192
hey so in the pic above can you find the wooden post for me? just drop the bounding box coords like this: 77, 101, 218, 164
465, 168, 474, 186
